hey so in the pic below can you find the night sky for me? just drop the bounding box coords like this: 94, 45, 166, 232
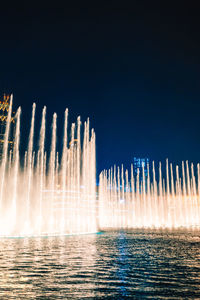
0, 2, 200, 174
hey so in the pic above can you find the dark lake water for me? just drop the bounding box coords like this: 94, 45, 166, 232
0, 230, 200, 299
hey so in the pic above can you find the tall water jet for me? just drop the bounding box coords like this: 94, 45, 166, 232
0, 100, 97, 237
38, 106, 46, 233
61, 108, 68, 233
99, 160, 200, 229
26, 103, 36, 233
10, 107, 21, 234
49, 113, 57, 232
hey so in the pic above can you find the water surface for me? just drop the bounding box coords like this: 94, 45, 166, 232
0, 230, 200, 299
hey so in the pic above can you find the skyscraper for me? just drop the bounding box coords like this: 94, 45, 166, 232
0, 94, 15, 161
133, 157, 149, 184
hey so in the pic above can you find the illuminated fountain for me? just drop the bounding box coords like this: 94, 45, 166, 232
0, 96, 97, 237
99, 161, 200, 229
1, 95, 200, 236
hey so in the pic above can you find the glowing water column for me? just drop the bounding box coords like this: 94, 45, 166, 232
0, 97, 97, 237
99, 160, 200, 229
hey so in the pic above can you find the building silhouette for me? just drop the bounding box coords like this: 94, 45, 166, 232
0, 94, 15, 161
133, 157, 149, 188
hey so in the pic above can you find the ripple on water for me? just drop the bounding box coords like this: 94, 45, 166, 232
0, 230, 199, 299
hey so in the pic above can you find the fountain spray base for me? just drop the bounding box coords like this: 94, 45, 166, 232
0, 231, 99, 239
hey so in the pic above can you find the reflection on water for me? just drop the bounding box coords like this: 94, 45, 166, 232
0, 230, 200, 299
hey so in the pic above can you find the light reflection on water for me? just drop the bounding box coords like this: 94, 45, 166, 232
0, 230, 200, 299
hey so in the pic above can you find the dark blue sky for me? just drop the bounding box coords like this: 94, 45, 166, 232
0, 2, 200, 174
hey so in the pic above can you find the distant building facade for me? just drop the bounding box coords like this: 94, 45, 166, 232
133, 157, 149, 183
0, 94, 15, 161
